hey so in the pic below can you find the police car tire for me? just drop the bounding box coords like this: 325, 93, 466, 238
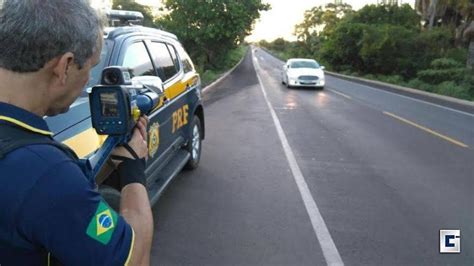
184, 116, 202, 170
99, 185, 121, 212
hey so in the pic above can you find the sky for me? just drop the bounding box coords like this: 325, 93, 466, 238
247, 0, 415, 42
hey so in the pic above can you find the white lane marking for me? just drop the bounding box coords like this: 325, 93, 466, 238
328, 89, 352, 100
327, 77, 474, 118
252, 52, 344, 266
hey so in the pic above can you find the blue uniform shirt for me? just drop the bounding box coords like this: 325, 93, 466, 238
0, 102, 134, 265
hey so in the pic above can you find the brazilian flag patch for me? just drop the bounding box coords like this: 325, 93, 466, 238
86, 201, 117, 245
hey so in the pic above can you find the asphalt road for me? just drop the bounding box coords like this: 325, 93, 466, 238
151, 47, 474, 265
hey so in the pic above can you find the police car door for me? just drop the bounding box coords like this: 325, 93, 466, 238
117, 40, 174, 176
145, 41, 188, 147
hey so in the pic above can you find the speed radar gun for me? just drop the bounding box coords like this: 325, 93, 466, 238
84, 66, 161, 180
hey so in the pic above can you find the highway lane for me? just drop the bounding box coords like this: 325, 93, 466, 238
254, 47, 474, 265
151, 47, 474, 265
151, 50, 326, 265
258, 49, 474, 148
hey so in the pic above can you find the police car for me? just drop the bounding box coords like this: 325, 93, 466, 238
45, 11, 204, 210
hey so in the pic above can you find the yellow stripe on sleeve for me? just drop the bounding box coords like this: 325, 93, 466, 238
0, 116, 53, 136
125, 228, 135, 266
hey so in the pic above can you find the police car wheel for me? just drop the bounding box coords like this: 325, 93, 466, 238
99, 185, 121, 212
184, 116, 202, 170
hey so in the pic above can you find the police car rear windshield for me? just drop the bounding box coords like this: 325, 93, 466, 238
290, 61, 320, 69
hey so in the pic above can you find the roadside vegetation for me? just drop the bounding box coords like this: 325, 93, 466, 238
259, 2, 474, 101
197, 45, 248, 86
113, 0, 269, 86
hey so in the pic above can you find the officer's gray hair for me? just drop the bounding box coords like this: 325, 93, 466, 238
0, 0, 102, 72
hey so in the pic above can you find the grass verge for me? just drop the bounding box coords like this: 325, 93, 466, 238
199, 45, 248, 87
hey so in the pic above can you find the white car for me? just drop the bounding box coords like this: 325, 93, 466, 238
281, 58, 325, 89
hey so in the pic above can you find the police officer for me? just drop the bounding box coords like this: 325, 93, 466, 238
0, 0, 153, 265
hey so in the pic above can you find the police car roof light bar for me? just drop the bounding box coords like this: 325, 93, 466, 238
106, 10, 144, 26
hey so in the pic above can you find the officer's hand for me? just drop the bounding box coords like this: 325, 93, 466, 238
112, 116, 149, 161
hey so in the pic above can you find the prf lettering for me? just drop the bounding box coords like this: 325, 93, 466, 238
172, 105, 189, 133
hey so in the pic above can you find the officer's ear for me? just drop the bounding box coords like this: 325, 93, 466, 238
51, 52, 75, 86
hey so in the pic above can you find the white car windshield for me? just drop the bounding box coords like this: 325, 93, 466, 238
290, 61, 320, 69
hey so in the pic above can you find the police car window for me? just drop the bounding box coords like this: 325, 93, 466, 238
183, 58, 193, 73
86, 40, 112, 89
149, 42, 178, 82
166, 44, 181, 73
122, 42, 155, 78
177, 45, 194, 73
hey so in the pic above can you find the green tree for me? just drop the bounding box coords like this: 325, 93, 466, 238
269, 38, 289, 52
112, 0, 155, 27
294, 6, 324, 43
416, 0, 474, 68
359, 24, 419, 77
157, 0, 270, 69
294, 3, 352, 59
320, 4, 425, 77
320, 3, 354, 38
350, 4, 420, 30
295, 3, 353, 41
320, 22, 365, 71
465, 22, 474, 69
415, 0, 472, 28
